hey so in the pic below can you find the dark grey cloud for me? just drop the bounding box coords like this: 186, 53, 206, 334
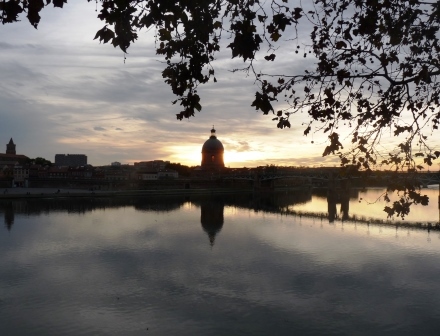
1, 1, 426, 167
1, 7, 298, 165
0, 42, 41, 50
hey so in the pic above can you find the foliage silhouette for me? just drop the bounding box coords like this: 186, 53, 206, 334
2, 0, 440, 218
26, 157, 53, 167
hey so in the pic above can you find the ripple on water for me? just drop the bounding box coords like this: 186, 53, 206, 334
1, 195, 440, 336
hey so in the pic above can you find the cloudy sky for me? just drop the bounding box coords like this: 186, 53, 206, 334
0, 2, 404, 168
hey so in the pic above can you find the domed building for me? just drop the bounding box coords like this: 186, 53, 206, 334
201, 127, 225, 170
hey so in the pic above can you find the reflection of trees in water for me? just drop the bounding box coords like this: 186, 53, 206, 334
313, 187, 359, 200
250, 190, 312, 212
132, 196, 185, 212
0, 189, 433, 232
191, 190, 312, 214
0, 190, 313, 232
0, 196, 185, 216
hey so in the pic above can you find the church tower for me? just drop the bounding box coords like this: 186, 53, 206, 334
6, 138, 16, 155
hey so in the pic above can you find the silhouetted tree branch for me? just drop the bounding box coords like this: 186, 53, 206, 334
2, 0, 440, 218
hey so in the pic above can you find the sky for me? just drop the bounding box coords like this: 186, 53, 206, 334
0, 2, 434, 168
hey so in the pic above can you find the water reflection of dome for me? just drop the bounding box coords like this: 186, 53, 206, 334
201, 127, 225, 170
200, 201, 224, 246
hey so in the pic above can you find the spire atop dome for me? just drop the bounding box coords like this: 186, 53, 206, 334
210, 126, 216, 138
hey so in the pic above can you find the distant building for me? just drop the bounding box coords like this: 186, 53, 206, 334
55, 154, 87, 167
201, 127, 225, 170
111, 162, 121, 166
138, 172, 159, 180
13, 165, 30, 187
138, 169, 178, 180
158, 169, 178, 179
6, 138, 16, 155
134, 160, 169, 171
46, 166, 70, 179
0, 138, 29, 165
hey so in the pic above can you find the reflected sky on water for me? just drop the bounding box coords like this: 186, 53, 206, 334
0, 190, 440, 335
292, 187, 440, 223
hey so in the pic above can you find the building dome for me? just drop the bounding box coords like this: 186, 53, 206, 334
202, 133, 224, 152
201, 127, 225, 170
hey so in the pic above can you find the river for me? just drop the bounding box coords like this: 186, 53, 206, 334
0, 188, 439, 335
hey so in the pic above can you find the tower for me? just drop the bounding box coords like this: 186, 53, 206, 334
6, 138, 16, 155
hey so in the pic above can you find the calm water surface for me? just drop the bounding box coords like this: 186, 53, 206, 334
0, 189, 440, 335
